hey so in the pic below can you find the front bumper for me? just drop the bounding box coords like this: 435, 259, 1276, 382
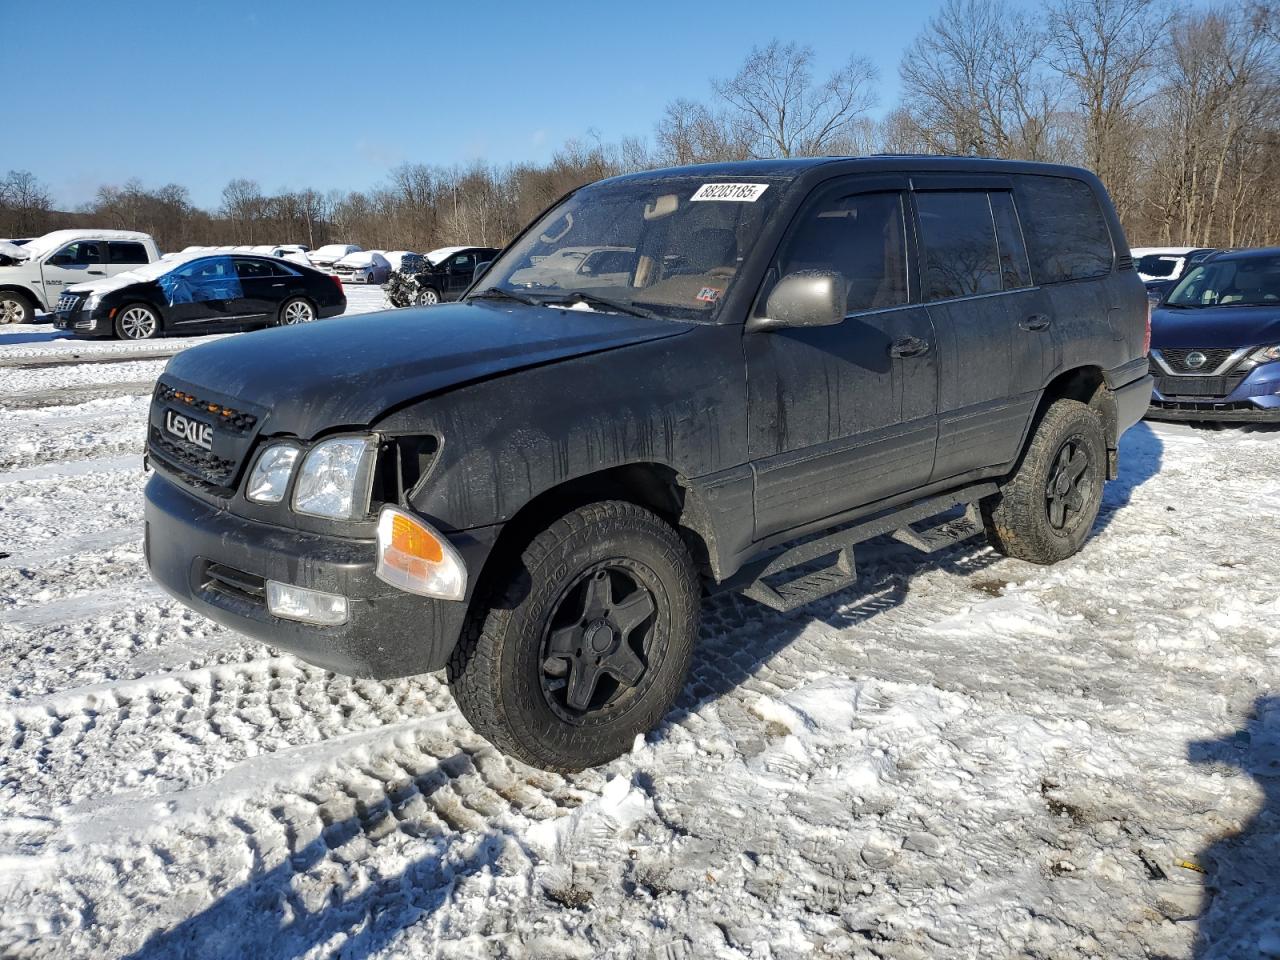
53, 307, 112, 336
1146, 359, 1280, 422
144, 473, 495, 678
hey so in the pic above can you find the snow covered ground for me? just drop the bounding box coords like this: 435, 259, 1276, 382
1, 291, 1278, 959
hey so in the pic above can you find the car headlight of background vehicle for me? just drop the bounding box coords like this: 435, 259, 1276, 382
1239, 344, 1280, 370
292, 436, 377, 519
246, 444, 301, 503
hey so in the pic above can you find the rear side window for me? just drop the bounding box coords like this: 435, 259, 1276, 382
108, 242, 149, 265
915, 191, 1001, 300
233, 258, 272, 279
1016, 176, 1114, 283
989, 192, 1032, 290
775, 190, 909, 314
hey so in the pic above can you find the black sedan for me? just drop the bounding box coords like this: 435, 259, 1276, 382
53, 253, 346, 340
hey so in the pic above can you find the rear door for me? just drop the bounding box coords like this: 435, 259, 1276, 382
746, 175, 939, 540
911, 177, 1047, 482
231, 258, 277, 325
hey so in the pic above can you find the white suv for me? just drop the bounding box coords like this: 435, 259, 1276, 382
0, 229, 161, 323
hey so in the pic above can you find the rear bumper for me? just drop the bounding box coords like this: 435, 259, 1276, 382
318, 300, 346, 319
144, 473, 494, 678
1114, 373, 1154, 435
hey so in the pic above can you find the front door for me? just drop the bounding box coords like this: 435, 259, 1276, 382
745, 177, 939, 541
40, 240, 107, 304
444, 251, 476, 299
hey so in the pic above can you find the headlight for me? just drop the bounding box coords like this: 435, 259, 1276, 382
1248, 345, 1280, 363
246, 444, 301, 503
85, 293, 101, 311
292, 436, 377, 519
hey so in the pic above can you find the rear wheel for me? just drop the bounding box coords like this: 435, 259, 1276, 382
0, 290, 35, 324
448, 501, 700, 771
114, 304, 160, 340
983, 399, 1106, 564
279, 297, 315, 325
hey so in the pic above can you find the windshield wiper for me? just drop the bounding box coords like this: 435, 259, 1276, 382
468, 286, 537, 306
543, 290, 658, 320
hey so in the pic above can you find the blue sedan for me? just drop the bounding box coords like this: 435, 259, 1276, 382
1147, 248, 1280, 422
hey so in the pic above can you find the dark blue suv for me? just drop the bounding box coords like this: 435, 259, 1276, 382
1148, 248, 1280, 422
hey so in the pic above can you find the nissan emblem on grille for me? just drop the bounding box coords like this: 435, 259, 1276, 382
1184, 351, 1207, 369
164, 410, 213, 450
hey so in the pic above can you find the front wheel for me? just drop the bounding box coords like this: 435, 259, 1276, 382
0, 290, 36, 324
983, 398, 1106, 564
415, 287, 440, 306
278, 297, 315, 326
448, 501, 700, 772
114, 304, 160, 340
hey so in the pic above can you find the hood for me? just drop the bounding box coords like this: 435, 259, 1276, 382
161, 299, 695, 439
0, 240, 30, 263
1151, 304, 1280, 349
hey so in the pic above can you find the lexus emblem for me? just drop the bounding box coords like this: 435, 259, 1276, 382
1185, 351, 1208, 370
164, 410, 213, 450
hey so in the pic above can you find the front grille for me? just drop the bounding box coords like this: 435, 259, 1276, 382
149, 426, 238, 489
1154, 374, 1247, 398
154, 382, 258, 433
1159, 347, 1235, 373
56, 292, 83, 314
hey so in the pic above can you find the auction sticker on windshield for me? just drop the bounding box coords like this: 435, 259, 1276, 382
690, 183, 769, 202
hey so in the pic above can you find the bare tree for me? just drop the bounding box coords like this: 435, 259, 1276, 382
899, 0, 1063, 159
713, 41, 878, 157
0, 170, 54, 237
1049, 0, 1170, 219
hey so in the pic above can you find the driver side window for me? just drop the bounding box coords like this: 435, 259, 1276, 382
774, 190, 909, 315
50, 241, 103, 266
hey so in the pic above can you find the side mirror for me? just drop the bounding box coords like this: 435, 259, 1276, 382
750, 271, 846, 331
473, 260, 491, 280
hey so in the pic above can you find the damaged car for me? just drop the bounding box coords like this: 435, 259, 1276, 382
144, 158, 1151, 771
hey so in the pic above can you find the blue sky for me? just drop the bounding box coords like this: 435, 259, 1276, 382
11, 0, 955, 210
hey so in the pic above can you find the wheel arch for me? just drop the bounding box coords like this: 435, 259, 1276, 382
1030, 365, 1119, 478
0, 284, 42, 310
463, 461, 716, 623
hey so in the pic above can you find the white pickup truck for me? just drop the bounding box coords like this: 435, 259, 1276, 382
0, 229, 161, 323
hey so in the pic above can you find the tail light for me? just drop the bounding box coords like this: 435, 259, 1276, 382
331, 274, 344, 294
1143, 300, 1152, 355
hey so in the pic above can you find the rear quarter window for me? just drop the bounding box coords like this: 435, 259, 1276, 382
1016, 175, 1114, 283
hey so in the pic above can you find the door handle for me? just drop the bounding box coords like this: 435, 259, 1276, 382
88, 269, 105, 275
271, 282, 285, 287
1019, 313, 1051, 331
889, 336, 930, 359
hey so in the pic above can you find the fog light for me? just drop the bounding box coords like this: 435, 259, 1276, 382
375, 506, 467, 600
266, 581, 349, 625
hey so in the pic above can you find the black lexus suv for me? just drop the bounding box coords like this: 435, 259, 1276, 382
144, 157, 1152, 771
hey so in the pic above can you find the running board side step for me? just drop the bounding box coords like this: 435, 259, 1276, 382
727, 483, 997, 613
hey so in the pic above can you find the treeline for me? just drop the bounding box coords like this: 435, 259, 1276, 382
4, 0, 1278, 253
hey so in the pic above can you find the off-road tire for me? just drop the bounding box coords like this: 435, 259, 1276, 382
983, 398, 1106, 564
447, 501, 700, 772
0, 290, 36, 324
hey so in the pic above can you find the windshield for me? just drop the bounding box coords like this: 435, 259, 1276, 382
477, 176, 785, 321
1166, 255, 1280, 307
